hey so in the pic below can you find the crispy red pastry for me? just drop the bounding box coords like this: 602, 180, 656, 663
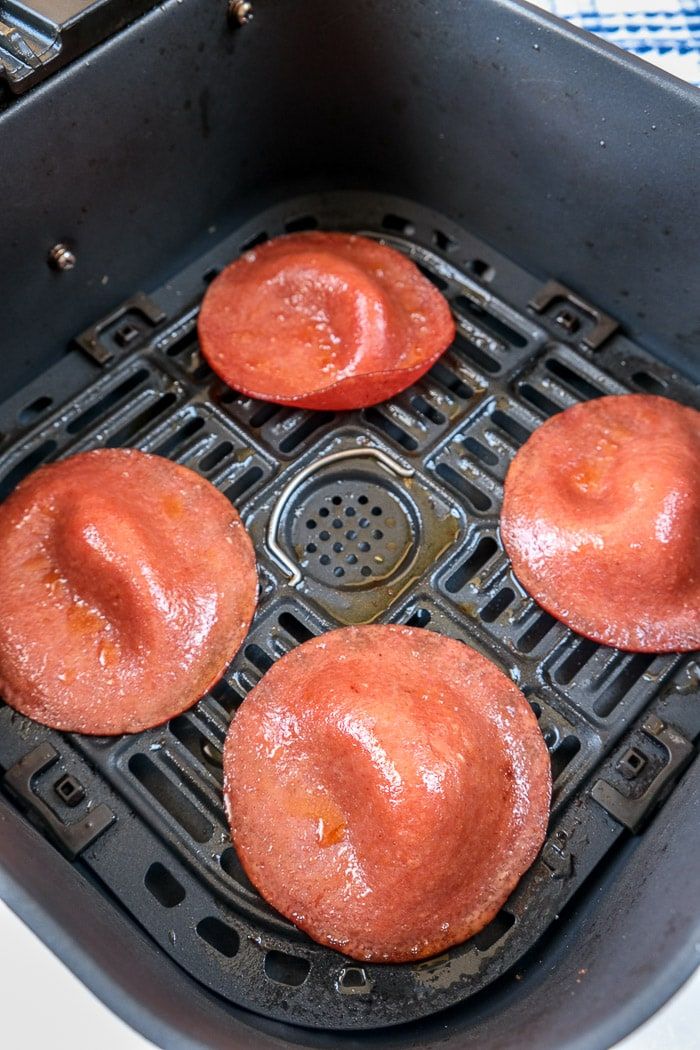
501, 394, 700, 652
0, 449, 257, 734
224, 625, 551, 962
198, 232, 455, 410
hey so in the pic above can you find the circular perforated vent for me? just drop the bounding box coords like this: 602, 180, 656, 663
289, 476, 417, 588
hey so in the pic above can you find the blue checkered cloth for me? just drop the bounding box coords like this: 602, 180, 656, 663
531, 1, 700, 85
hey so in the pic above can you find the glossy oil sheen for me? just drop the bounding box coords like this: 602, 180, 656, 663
502, 394, 700, 652
0, 448, 258, 733
198, 233, 455, 410
224, 625, 551, 963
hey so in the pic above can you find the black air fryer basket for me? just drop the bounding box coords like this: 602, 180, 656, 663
0, 2, 698, 1048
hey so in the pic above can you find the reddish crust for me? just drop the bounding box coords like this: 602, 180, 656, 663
0, 449, 257, 734
224, 625, 551, 963
501, 394, 700, 652
197, 232, 455, 410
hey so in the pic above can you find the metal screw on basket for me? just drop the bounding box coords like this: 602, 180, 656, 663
228, 0, 253, 26
48, 243, 76, 271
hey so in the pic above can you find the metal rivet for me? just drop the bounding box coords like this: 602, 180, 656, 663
554, 308, 580, 334
228, 0, 253, 26
48, 244, 76, 271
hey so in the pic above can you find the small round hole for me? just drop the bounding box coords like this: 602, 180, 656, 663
306, 543, 317, 553
358, 541, 371, 553
361, 566, 372, 577
332, 495, 342, 505
319, 530, 331, 541
372, 529, 383, 540
346, 530, 357, 540
371, 506, 382, 516
359, 517, 370, 528
319, 507, 330, 517
320, 554, 331, 566
333, 518, 343, 529
334, 566, 345, 578
346, 554, 358, 565
358, 495, 369, 505
345, 507, 356, 517
333, 541, 343, 553
306, 519, 317, 529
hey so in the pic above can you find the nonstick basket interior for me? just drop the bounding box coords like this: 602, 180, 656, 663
0, 192, 698, 1031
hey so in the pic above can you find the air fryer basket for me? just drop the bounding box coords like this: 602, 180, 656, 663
0, 2, 698, 1048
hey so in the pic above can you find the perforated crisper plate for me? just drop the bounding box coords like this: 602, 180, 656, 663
0, 193, 698, 1031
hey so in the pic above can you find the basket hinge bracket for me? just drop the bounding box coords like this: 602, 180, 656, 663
529, 280, 619, 350
3, 742, 115, 859
591, 717, 694, 834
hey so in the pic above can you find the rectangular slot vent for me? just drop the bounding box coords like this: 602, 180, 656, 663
480, 587, 515, 623
197, 917, 240, 958
209, 678, 244, 713
0, 439, 57, 500
435, 463, 491, 511
169, 717, 223, 777
411, 395, 446, 425
279, 413, 335, 453
453, 333, 500, 374
490, 409, 530, 446
382, 213, 414, 235
278, 612, 314, 644
264, 950, 311, 987
519, 382, 561, 418
245, 644, 274, 674
554, 637, 599, 686
445, 536, 499, 593
433, 228, 458, 252
593, 654, 656, 717
145, 862, 186, 908
249, 402, 280, 428
106, 392, 178, 447
199, 440, 234, 472
285, 214, 319, 233
220, 846, 257, 892
453, 296, 527, 348
517, 611, 557, 653
429, 361, 474, 400
128, 754, 213, 843
165, 330, 196, 358
551, 735, 582, 782
364, 407, 418, 451
632, 370, 667, 394
18, 395, 53, 425
224, 466, 264, 505
66, 369, 149, 434
153, 416, 206, 458
463, 435, 498, 467
545, 358, 605, 401
240, 231, 268, 253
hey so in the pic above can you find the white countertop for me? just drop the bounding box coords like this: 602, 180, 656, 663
1, 899, 698, 1050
